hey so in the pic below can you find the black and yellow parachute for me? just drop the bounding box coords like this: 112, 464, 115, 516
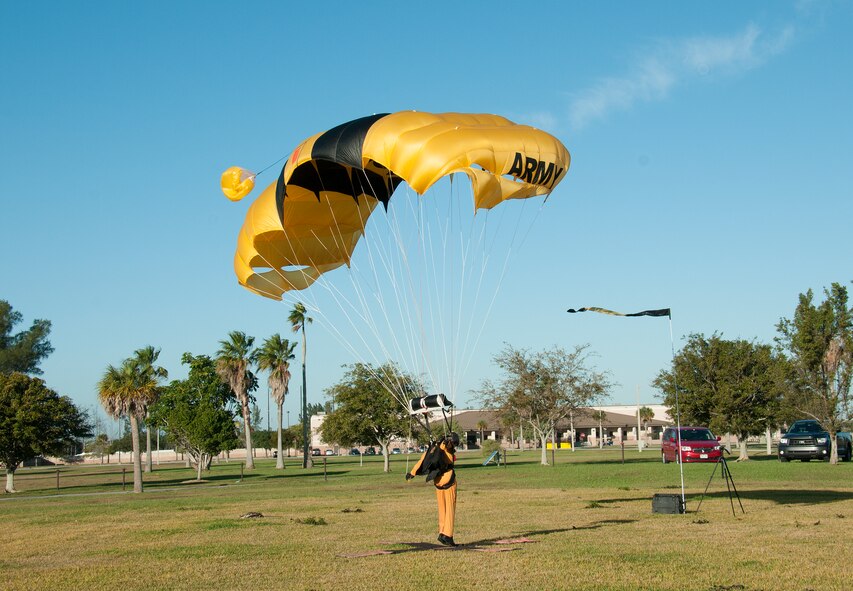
224, 111, 571, 300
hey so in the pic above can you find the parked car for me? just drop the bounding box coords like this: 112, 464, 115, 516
661, 427, 723, 463
324, 449, 335, 456
311, 448, 321, 456
391, 447, 402, 455
364, 447, 377, 456
778, 420, 852, 462
348, 448, 361, 456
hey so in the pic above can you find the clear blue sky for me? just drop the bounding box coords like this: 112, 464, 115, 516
2, 1, 851, 435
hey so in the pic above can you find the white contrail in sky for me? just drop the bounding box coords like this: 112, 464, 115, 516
568, 24, 795, 130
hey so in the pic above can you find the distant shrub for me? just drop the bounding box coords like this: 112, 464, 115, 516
293, 516, 327, 526
481, 439, 502, 458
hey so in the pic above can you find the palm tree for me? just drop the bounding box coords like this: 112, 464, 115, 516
98, 359, 156, 493
476, 419, 489, 448
216, 331, 256, 470
132, 346, 168, 473
289, 302, 313, 469
591, 410, 607, 448
639, 406, 655, 446
256, 334, 296, 469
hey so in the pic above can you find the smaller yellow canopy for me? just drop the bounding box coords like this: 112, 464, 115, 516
220, 166, 256, 202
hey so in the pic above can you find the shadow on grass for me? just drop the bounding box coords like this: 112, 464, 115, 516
595, 489, 853, 506
695, 488, 853, 505
366, 520, 638, 556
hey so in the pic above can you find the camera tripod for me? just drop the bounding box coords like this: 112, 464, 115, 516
695, 449, 745, 517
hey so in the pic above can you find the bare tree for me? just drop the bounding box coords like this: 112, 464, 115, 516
475, 344, 611, 465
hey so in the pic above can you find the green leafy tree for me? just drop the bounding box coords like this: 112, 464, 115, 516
216, 331, 257, 469
252, 429, 274, 452
412, 421, 448, 446
0, 301, 54, 376
150, 354, 239, 480
476, 344, 612, 466
301, 402, 324, 422
109, 428, 133, 454
289, 302, 313, 469
282, 424, 302, 452
1, 372, 92, 492
86, 433, 111, 463
256, 334, 296, 469
776, 283, 853, 464
320, 363, 416, 472
654, 333, 788, 461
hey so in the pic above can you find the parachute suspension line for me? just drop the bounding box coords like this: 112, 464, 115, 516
306, 173, 428, 411
453, 193, 547, 390
347, 174, 423, 395
449, 173, 458, 403
421, 179, 452, 400
421, 189, 446, 397
271, 179, 553, 421
255, 155, 289, 177
414, 187, 428, 393
406, 416, 412, 473
294, 284, 412, 413
354, 184, 425, 399
311, 231, 414, 410
387, 187, 431, 386
433, 186, 456, 402
452, 196, 493, 397
270, 176, 411, 411
452, 178, 493, 403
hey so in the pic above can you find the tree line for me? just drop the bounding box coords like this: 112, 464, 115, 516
0, 300, 315, 493
654, 282, 852, 463
2, 279, 850, 493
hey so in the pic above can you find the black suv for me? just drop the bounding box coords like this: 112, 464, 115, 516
778, 420, 852, 462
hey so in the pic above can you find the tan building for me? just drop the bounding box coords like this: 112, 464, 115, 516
451, 405, 672, 449
307, 404, 674, 452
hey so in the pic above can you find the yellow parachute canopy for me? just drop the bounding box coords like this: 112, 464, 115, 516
220, 166, 256, 201
230, 111, 571, 300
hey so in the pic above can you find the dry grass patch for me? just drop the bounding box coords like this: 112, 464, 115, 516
2, 451, 852, 590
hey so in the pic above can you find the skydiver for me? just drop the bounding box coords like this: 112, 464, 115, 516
406, 432, 460, 547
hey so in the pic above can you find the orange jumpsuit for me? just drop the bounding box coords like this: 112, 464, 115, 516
408, 439, 457, 538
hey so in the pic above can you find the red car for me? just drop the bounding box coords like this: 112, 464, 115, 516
661, 427, 723, 463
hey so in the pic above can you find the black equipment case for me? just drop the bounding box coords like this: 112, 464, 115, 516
652, 493, 685, 514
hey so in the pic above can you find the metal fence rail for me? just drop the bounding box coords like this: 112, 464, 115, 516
9, 462, 247, 495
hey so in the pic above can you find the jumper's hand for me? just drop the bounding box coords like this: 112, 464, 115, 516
405, 473, 414, 481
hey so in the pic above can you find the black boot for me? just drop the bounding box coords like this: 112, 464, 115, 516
438, 533, 458, 547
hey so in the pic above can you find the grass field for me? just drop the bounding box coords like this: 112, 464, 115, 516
3, 448, 851, 591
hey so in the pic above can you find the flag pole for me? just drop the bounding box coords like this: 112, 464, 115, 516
566, 305, 685, 509
668, 312, 686, 510
636, 385, 642, 452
